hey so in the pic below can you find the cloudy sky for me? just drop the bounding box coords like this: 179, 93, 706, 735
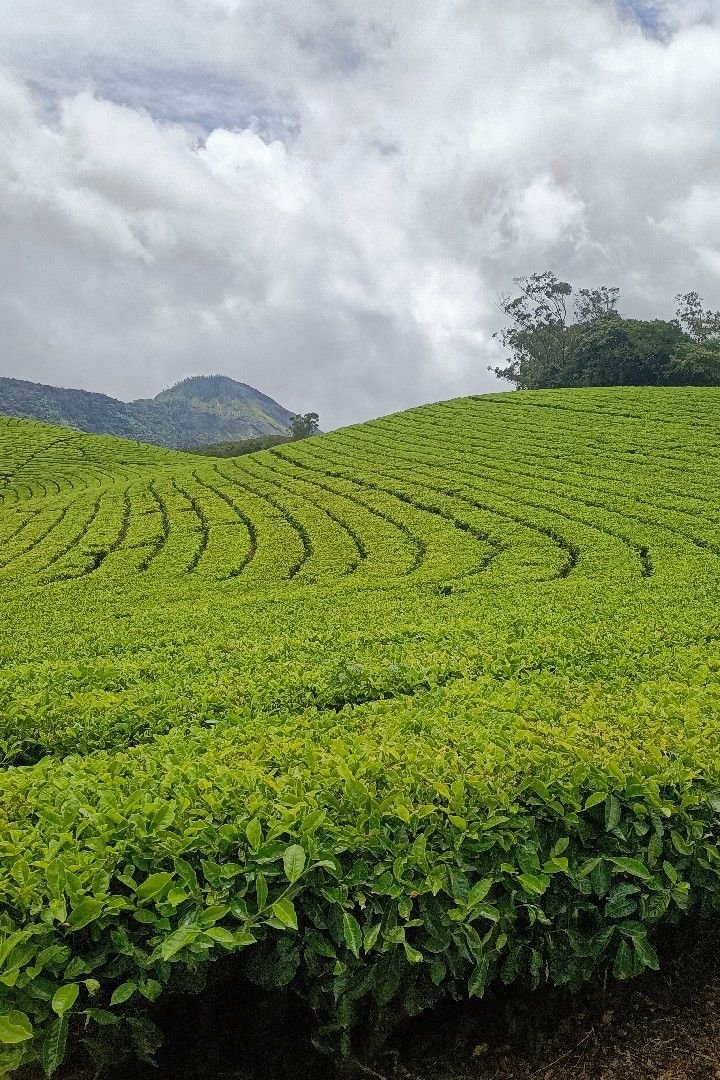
0, 0, 719, 428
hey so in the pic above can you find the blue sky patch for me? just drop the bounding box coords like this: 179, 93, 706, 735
26, 61, 301, 141
617, 0, 664, 34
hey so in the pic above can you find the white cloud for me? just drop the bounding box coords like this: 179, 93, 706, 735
200, 128, 311, 214
0, 1, 718, 427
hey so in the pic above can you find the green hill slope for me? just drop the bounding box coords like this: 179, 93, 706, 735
0, 373, 295, 448
2, 387, 720, 1075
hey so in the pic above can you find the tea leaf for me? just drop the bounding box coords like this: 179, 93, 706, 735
66, 899, 103, 932
51, 984, 79, 1017
110, 982, 137, 1006
136, 873, 173, 902
0, 1012, 33, 1044
342, 912, 362, 959
271, 900, 298, 931
41, 1016, 68, 1077
283, 845, 306, 884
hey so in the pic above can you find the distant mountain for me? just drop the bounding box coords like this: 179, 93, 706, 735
0, 374, 296, 449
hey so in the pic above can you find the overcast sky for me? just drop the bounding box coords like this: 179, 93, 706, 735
0, 1, 719, 428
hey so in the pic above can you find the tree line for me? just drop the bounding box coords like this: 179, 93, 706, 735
492, 272, 720, 390
190, 412, 320, 458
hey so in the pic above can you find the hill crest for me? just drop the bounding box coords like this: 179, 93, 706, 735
0, 373, 295, 449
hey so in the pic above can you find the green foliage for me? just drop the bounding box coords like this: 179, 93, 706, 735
665, 341, 720, 385
289, 412, 321, 439
2, 388, 720, 1072
493, 271, 577, 388
493, 273, 720, 389
674, 291, 720, 345
572, 318, 685, 386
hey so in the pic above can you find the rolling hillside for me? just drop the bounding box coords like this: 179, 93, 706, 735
0, 373, 295, 448
3, 386, 720, 1076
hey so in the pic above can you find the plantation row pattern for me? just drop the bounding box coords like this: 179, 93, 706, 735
3, 393, 720, 592
3, 388, 720, 1075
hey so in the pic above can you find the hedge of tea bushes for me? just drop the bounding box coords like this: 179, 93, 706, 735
2, 666, 720, 1071
2, 387, 720, 1071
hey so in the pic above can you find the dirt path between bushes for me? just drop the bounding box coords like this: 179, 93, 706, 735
359, 923, 720, 1080
46, 922, 720, 1080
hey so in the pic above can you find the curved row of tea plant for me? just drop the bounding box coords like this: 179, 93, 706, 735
2, 387, 720, 1075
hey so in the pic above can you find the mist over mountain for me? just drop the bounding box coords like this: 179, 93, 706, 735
0, 374, 295, 449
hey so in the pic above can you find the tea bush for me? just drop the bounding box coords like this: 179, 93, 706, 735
2, 388, 720, 1074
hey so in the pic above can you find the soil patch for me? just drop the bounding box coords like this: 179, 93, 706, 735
48, 921, 720, 1080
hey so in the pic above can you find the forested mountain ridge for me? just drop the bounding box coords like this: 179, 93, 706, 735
0, 373, 295, 448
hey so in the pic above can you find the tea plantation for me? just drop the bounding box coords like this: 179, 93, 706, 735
3, 387, 720, 1075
